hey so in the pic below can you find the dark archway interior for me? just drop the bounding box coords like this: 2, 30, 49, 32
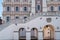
31, 39, 38, 40
19, 28, 26, 40
19, 39, 26, 40
31, 28, 38, 40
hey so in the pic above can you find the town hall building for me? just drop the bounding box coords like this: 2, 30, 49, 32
0, 0, 60, 40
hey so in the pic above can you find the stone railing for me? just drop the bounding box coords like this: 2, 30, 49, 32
24, 11, 60, 23
46, 0, 60, 4
3, 11, 60, 24
10, 11, 60, 23
42, 11, 60, 16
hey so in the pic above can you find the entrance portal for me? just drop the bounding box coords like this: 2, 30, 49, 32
43, 25, 54, 40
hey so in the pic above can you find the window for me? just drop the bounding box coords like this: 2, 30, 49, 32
59, 6, 60, 11
24, 17, 27, 19
7, 6, 10, 12
16, 7, 19, 11
6, 16, 10, 22
24, 7, 27, 11
37, 5, 40, 10
51, 6, 54, 11
15, 16, 19, 19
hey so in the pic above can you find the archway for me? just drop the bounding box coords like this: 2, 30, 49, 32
31, 28, 38, 40
43, 25, 55, 40
19, 28, 26, 40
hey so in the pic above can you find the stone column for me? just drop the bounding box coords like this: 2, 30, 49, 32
30, 0, 35, 16
26, 31, 31, 40
38, 31, 43, 40
13, 31, 19, 40
42, 0, 47, 12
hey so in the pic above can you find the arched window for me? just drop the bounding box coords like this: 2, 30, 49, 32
15, 16, 19, 19
16, 7, 19, 11
59, 6, 60, 11
51, 6, 54, 11
7, 6, 10, 12
6, 16, 10, 22
37, 5, 40, 10
24, 7, 27, 11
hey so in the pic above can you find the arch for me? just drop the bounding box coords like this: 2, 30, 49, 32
31, 28, 38, 40
50, 6, 54, 11
43, 24, 55, 40
19, 28, 26, 40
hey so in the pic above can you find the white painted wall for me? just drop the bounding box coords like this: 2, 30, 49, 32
0, 16, 60, 40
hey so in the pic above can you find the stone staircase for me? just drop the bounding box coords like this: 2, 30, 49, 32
0, 12, 60, 31
25, 12, 60, 23
10, 12, 60, 23
0, 22, 12, 31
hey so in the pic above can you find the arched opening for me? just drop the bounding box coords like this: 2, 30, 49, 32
19, 28, 26, 40
31, 28, 38, 40
50, 6, 54, 11
43, 25, 55, 40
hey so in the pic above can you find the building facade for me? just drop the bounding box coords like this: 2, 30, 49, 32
0, 0, 60, 40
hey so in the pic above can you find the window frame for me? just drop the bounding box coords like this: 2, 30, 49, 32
7, 6, 10, 12
50, 6, 54, 11
15, 6, 19, 12
24, 7, 27, 11
37, 5, 40, 10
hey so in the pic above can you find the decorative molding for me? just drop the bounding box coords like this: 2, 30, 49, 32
14, 31, 19, 33
55, 31, 60, 32
38, 31, 43, 32
26, 31, 31, 32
